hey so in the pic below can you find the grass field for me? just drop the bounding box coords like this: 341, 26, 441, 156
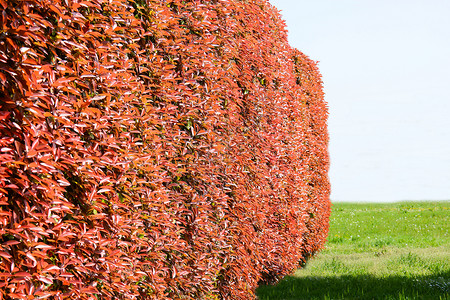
256, 201, 450, 300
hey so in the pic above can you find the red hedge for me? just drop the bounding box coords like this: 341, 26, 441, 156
0, 0, 330, 299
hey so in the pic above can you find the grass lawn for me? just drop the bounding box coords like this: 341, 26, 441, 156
256, 201, 450, 300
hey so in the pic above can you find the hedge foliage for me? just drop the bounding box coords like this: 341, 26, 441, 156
0, 0, 330, 299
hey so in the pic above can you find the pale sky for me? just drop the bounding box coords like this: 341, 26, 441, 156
269, 0, 450, 202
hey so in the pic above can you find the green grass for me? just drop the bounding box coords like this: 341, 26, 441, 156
256, 201, 450, 300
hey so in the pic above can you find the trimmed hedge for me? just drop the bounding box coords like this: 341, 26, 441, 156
0, 0, 330, 299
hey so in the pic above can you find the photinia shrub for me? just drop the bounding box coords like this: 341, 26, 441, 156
0, 0, 330, 299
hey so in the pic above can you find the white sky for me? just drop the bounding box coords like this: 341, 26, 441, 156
269, 0, 450, 202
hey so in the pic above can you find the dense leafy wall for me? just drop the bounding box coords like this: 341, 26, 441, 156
0, 0, 330, 299
292, 49, 331, 262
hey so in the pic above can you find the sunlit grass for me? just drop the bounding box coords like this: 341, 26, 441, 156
256, 201, 450, 299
